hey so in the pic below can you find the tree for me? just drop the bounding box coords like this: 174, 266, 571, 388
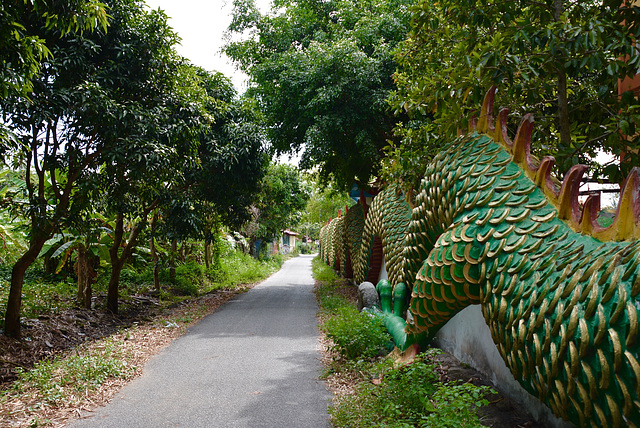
299, 175, 353, 240
88, 3, 206, 315
0, 0, 206, 334
0, 0, 108, 148
243, 163, 309, 254
389, 0, 640, 185
226, 0, 413, 191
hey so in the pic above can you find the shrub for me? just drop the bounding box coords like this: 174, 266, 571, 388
173, 261, 203, 295
329, 352, 490, 428
323, 306, 392, 360
298, 242, 315, 254
422, 381, 490, 427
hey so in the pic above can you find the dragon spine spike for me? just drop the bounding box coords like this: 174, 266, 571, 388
534, 157, 556, 189
477, 86, 497, 133
511, 114, 535, 167
595, 167, 640, 241
557, 164, 588, 224
580, 193, 601, 235
493, 108, 510, 144
468, 115, 478, 133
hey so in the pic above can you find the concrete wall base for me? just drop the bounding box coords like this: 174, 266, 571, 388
433, 305, 574, 428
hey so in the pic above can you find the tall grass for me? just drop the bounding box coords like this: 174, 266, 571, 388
211, 251, 283, 289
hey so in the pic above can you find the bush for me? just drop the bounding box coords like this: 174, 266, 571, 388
173, 261, 203, 296
330, 352, 490, 428
298, 242, 314, 254
323, 306, 392, 360
423, 382, 490, 427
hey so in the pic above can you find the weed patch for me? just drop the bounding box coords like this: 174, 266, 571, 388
312, 255, 491, 428
322, 307, 392, 359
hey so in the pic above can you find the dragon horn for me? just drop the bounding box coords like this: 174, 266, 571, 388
579, 193, 601, 236
557, 164, 588, 227
535, 157, 556, 191
493, 108, 509, 144
477, 86, 497, 134
595, 167, 640, 241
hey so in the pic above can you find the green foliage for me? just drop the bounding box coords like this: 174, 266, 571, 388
0, 0, 108, 103
243, 163, 310, 243
226, 0, 414, 190
423, 382, 490, 427
297, 242, 315, 254
7, 339, 133, 405
330, 353, 490, 428
390, 0, 640, 184
0, 269, 76, 328
211, 250, 282, 289
323, 306, 392, 360
300, 175, 353, 240
174, 261, 204, 296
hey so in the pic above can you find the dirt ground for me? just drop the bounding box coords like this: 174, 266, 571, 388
0, 294, 164, 388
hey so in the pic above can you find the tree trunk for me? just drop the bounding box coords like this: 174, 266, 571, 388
554, 0, 571, 150
179, 242, 186, 263
76, 245, 94, 309
149, 212, 160, 291
43, 253, 57, 275
5, 236, 48, 338
106, 208, 153, 312
169, 239, 177, 282
107, 259, 125, 314
204, 238, 211, 270
107, 213, 125, 314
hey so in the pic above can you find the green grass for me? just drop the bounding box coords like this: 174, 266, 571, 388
312, 255, 491, 428
6, 338, 135, 406
0, 249, 284, 329
312, 256, 340, 283
211, 251, 283, 289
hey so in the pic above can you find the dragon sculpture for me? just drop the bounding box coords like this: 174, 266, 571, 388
320, 88, 640, 427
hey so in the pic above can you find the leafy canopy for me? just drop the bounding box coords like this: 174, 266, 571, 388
389, 0, 640, 186
226, 0, 413, 191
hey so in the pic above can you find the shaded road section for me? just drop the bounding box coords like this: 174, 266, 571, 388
68, 254, 330, 428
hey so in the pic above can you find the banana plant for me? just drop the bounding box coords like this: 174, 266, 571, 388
39, 213, 114, 308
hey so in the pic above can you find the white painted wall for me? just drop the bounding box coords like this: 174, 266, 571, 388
434, 306, 573, 428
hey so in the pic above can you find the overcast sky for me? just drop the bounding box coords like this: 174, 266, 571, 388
144, 0, 272, 91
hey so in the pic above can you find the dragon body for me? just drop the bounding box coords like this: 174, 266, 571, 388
320, 89, 640, 427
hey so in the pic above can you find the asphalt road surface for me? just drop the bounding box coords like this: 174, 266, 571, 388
67, 254, 331, 428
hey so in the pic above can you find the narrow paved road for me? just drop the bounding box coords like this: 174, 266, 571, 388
68, 254, 330, 428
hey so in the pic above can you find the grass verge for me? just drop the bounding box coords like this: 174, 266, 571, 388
312, 255, 491, 428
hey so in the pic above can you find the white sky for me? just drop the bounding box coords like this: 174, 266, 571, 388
143, 0, 302, 164
144, 0, 272, 92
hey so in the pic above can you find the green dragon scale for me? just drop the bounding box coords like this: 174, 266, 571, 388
320, 88, 640, 427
